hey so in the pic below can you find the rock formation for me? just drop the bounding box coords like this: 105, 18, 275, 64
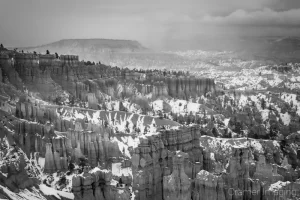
1, 48, 300, 200
163, 151, 191, 200
72, 166, 130, 200
0, 146, 39, 193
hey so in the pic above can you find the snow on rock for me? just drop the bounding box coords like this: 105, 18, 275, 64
74, 110, 85, 119
199, 136, 266, 157
112, 137, 131, 158
168, 99, 213, 114
261, 110, 270, 122
39, 184, 74, 200
112, 162, 132, 177
152, 100, 165, 112
224, 118, 230, 126
281, 93, 300, 116
280, 112, 291, 125
121, 136, 140, 149
268, 181, 290, 191
0, 185, 47, 200
38, 157, 45, 170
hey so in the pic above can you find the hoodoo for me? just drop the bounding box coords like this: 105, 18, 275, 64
0, 42, 300, 200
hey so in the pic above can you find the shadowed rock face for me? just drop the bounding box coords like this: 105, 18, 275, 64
2, 99, 299, 200
72, 166, 130, 200
0, 67, 2, 83
163, 151, 191, 200
1, 52, 216, 104
0, 146, 39, 193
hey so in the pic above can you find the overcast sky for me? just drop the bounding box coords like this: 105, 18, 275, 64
0, 0, 300, 50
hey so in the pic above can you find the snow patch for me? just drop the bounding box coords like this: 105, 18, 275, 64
39, 184, 74, 199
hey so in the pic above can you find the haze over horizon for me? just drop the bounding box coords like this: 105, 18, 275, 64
1, 0, 300, 50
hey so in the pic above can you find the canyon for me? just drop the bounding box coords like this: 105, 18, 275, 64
0, 48, 300, 200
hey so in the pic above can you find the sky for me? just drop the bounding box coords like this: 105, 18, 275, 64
0, 0, 300, 50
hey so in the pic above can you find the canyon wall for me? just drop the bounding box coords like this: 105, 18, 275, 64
6, 98, 299, 200
135, 76, 216, 99
2, 50, 299, 200
0, 52, 216, 104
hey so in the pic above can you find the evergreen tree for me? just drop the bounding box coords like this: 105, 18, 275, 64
212, 127, 218, 137
158, 111, 163, 119
268, 104, 272, 110
0, 43, 3, 48
204, 87, 208, 97
261, 98, 266, 110
197, 116, 201, 124
46, 50, 50, 54
187, 116, 190, 124
119, 101, 125, 111
102, 103, 107, 111
224, 127, 229, 138
211, 114, 215, 122
173, 114, 178, 122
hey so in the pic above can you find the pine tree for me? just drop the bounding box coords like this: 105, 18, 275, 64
261, 98, 266, 110
224, 127, 228, 138
46, 50, 50, 54
173, 114, 178, 122
211, 114, 215, 122
268, 104, 272, 110
212, 127, 218, 137
102, 103, 107, 111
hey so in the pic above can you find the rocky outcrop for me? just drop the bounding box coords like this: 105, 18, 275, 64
0, 67, 2, 83
163, 151, 191, 200
2, 50, 216, 107
165, 77, 216, 98
193, 170, 225, 200
253, 155, 284, 183
131, 126, 202, 200
0, 146, 39, 193
0, 53, 23, 89
14, 53, 64, 99
135, 77, 216, 99
3, 48, 300, 200
72, 166, 130, 200
44, 143, 56, 173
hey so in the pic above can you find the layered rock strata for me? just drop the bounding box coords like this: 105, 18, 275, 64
72, 166, 130, 200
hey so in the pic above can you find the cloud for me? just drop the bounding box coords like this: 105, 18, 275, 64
1, 0, 300, 49
201, 8, 300, 27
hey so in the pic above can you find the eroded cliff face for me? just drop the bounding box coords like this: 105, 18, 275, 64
0, 146, 39, 193
0, 67, 2, 83
1, 52, 216, 105
1, 50, 299, 200
131, 126, 202, 200
0, 53, 24, 89
3, 97, 300, 200
135, 76, 215, 99
72, 166, 130, 200
163, 151, 191, 200
130, 131, 299, 200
